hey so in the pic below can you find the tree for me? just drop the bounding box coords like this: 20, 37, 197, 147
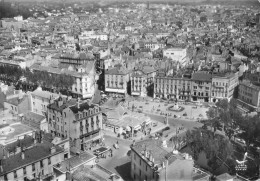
238, 115, 260, 149
206, 107, 219, 132
186, 128, 234, 174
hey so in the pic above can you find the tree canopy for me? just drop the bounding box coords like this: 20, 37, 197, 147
186, 128, 234, 173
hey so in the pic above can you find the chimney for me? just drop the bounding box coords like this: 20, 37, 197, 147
15, 146, 21, 154
21, 151, 25, 160
0, 160, 3, 173
77, 97, 80, 109
51, 146, 56, 154
149, 153, 153, 161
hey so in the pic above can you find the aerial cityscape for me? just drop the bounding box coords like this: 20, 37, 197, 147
0, 0, 260, 180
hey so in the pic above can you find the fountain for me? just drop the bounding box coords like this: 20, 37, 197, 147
168, 103, 184, 112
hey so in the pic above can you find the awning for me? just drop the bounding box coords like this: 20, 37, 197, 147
105, 88, 126, 94
132, 92, 141, 96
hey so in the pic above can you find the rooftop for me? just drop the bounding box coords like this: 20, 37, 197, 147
0, 123, 35, 145
47, 97, 77, 112
69, 101, 98, 114
105, 65, 129, 75
72, 164, 122, 181
192, 71, 213, 82
31, 89, 59, 100
53, 152, 96, 173
0, 140, 63, 175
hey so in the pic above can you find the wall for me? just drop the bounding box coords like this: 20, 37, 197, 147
131, 150, 157, 181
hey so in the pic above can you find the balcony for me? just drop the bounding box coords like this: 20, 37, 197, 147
80, 128, 101, 139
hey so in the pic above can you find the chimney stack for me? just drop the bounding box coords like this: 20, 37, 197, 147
0, 160, 3, 173
21, 151, 25, 160
51, 146, 56, 154
149, 153, 153, 161
77, 97, 80, 109
15, 146, 21, 154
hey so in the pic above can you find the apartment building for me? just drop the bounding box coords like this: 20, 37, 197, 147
130, 138, 194, 181
191, 72, 212, 102
0, 133, 66, 181
130, 66, 156, 97
211, 72, 239, 102
237, 80, 260, 112
30, 61, 96, 99
154, 72, 192, 101
163, 47, 187, 64
30, 88, 59, 116
47, 97, 103, 151
105, 64, 130, 95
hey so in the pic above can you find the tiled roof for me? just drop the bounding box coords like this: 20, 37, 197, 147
53, 152, 96, 173
31, 89, 59, 100
105, 65, 129, 75
192, 72, 212, 82
131, 138, 174, 165
0, 140, 63, 175
47, 98, 77, 112
69, 102, 97, 114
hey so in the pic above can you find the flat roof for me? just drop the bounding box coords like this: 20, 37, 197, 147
53, 152, 96, 173
0, 123, 35, 144
72, 164, 121, 181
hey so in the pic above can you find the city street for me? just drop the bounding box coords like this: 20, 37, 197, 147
98, 135, 132, 180
147, 114, 203, 130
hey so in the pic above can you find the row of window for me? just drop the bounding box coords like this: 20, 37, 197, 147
213, 82, 228, 87
5, 158, 51, 180
77, 107, 99, 120
156, 78, 191, 85
241, 96, 253, 104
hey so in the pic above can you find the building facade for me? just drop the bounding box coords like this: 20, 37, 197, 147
30, 62, 97, 99
130, 139, 194, 181
154, 72, 192, 101
105, 65, 130, 95
131, 67, 156, 97
191, 72, 212, 102
163, 47, 187, 64
237, 80, 260, 112
211, 72, 239, 102
0, 134, 66, 181
47, 97, 103, 151
30, 88, 59, 116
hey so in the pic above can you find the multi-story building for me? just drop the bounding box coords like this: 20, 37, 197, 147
105, 64, 130, 95
237, 80, 260, 112
4, 92, 30, 115
130, 138, 194, 181
30, 61, 97, 99
211, 72, 239, 102
30, 88, 59, 116
130, 66, 156, 97
0, 133, 66, 181
154, 72, 192, 101
163, 47, 187, 64
47, 97, 103, 151
191, 72, 212, 102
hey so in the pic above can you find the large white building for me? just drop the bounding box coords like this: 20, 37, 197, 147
163, 47, 187, 65
30, 61, 97, 99
105, 65, 130, 95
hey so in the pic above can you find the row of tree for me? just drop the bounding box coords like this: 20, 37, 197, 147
0, 65, 75, 94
